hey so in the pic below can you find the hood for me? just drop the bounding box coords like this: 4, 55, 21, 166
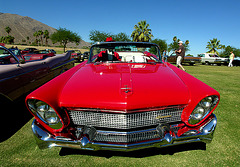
59, 63, 189, 111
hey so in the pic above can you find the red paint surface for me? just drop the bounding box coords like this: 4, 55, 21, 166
26, 61, 220, 132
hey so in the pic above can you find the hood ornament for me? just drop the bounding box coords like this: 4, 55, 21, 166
121, 85, 132, 94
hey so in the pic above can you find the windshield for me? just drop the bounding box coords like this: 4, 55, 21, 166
0, 47, 19, 64
89, 43, 161, 64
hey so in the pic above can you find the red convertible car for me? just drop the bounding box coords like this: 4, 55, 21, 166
0, 45, 74, 103
26, 42, 219, 151
22, 50, 55, 61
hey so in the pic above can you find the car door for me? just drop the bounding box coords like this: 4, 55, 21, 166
0, 47, 29, 100
206, 54, 214, 63
17, 60, 49, 94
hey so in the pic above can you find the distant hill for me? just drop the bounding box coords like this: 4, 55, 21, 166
0, 12, 90, 48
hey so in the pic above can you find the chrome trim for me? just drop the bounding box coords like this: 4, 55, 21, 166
31, 114, 217, 151
94, 128, 160, 143
68, 106, 184, 129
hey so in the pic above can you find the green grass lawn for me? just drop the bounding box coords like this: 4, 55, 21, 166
0, 65, 239, 167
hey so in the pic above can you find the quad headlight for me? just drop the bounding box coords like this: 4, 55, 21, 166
27, 99, 62, 129
188, 95, 219, 125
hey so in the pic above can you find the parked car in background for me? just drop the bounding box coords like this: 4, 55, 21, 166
167, 53, 201, 65
233, 57, 240, 66
26, 42, 219, 151
198, 53, 228, 66
83, 51, 90, 60
8, 47, 21, 56
224, 56, 240, 66
20, 48, 38, 54
0, 45, 74, 104
46, 49, 56, 54
22, 49, 55, 61
68, 50, 83, 62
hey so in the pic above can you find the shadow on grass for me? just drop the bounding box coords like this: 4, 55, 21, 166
0, 96, 32, 143
59, 142, 206, 158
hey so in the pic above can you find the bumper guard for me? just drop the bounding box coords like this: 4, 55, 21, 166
32, 114, 217, 151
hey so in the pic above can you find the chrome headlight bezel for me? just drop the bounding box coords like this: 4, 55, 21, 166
188, 95, 219, 125
27, 99, 63, 129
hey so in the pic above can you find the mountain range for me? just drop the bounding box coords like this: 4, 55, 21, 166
0, 12, 90, 48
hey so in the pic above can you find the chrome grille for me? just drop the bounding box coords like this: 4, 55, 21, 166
94, 126, 180, 143
68, 106, 184, 129
94, 129, 159, 143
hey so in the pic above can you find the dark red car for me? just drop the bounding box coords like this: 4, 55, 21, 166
167, 53, 201, 65
22, 49, 55, 61
26, 42, 219, 151
68, 50, 83, 62
0, 45, 74, 104
20, 47, 38, 54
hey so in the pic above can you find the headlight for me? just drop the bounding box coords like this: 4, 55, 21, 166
188, 95, 219, 125
44, 107, 59, 124
27, 99, 62, 129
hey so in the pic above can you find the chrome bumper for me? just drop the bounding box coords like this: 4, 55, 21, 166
32, 114, 217, 151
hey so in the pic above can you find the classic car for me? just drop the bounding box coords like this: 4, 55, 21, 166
26, 42, 219, 151
8, 47, 21, 56
83, 51, 90, 59
22, 50, 55, 61
20, 47, 38, 54
198, 53, 228, 66
0, 45, 74, 104
167, 53, 201, 65
46, 49, 56, 54
233, 57, 240, 66
68, 50, 83, 62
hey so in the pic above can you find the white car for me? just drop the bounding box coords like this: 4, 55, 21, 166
198, 53, 228, 66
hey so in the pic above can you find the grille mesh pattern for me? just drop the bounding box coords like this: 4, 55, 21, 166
68, 106, 184, 129
94, 126, 180, 143
94, 129, 159, 143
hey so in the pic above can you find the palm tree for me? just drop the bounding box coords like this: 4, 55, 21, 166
206, 38, 223, 55
38, 30, 44, 46
168, 36, 190, 52
43, 30, 50, 46
33, 31, 39, 45
131, 20, 153, 42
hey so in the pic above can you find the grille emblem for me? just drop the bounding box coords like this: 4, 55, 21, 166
155, 115, 172, 119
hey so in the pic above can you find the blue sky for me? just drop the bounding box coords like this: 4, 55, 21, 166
1, 0, 240, 56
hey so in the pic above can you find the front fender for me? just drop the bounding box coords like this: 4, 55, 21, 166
167, 63, 220, 127
25, 62, 87, 132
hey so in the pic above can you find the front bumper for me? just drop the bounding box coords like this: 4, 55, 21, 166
32, 114, 217, 151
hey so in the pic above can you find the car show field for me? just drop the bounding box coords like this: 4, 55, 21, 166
0, 65, 239, 167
